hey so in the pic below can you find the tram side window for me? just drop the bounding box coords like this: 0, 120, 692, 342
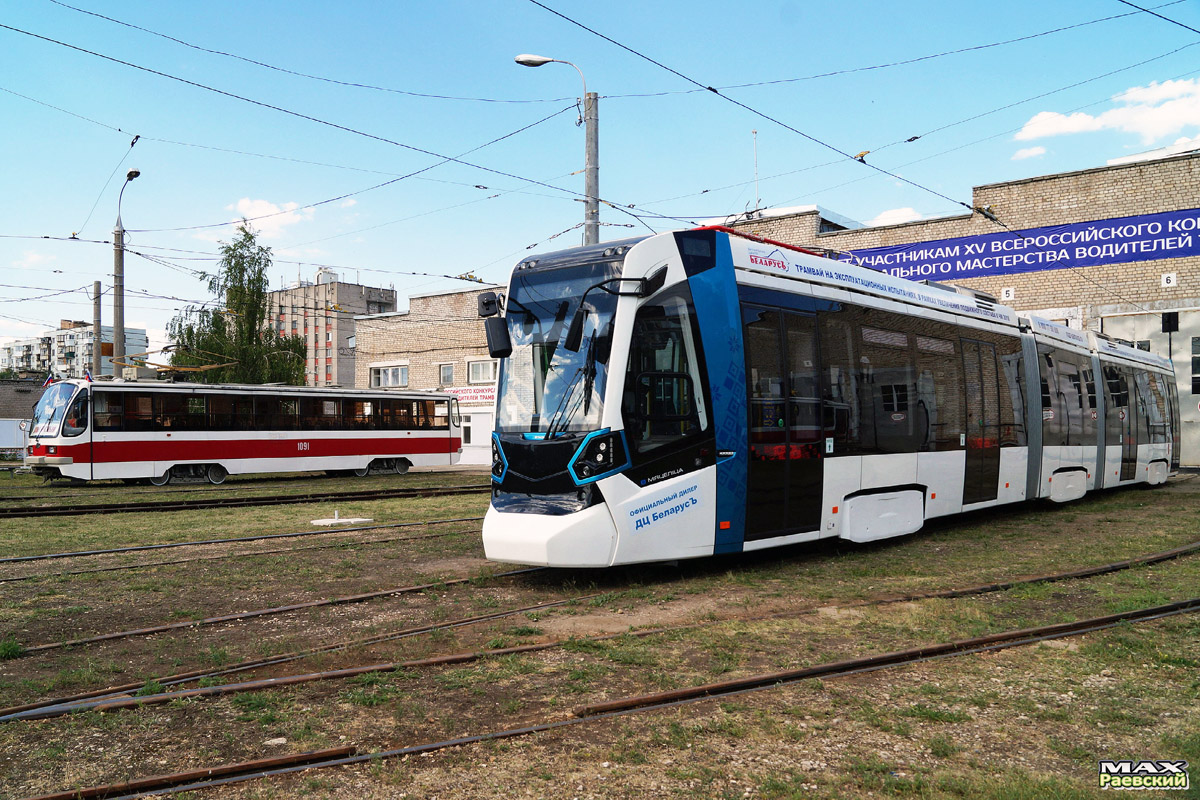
421, 400, 449, 429
93, 392, 123, 431
818, 306, 862, 454
1102, 364, 1129, 444
1135, 370, 1166, 445
300, 397, 341, 430
210, 394, 255, 430
253, 396, 297, 431
346, 401, 373, 429
1040, 347, 1091, 446
1145, 371, 1170, 444
858, 323, 920, 454
123, 392, 156, 431
913, 326, 964, 451
157, 394, 205, 430
623, 288, 710, 457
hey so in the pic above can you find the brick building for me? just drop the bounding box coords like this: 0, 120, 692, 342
354, 285, 502, 465
266, 269, 396, 387
730, 147, 1200, 464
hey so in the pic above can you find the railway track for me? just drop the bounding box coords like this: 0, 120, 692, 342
0, 483, 490, 518
8, 538, 1198, 724
21, 595, 1200, 800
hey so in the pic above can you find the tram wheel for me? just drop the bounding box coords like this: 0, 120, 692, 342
352, 466, 370, 478
148, 469, 172, 487
394, 459, 410, 475
206, 464, 228, 485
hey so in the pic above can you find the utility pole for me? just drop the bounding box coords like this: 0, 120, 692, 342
516, 55, 599, 245
583, 91, 599, 246
92, 280, 101, 376
113, 168, 140, 373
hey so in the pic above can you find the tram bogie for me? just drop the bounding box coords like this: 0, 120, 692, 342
481, 227, 1178, 567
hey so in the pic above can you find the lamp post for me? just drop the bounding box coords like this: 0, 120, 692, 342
515, 54, 598, 246
113, 168, 140, 373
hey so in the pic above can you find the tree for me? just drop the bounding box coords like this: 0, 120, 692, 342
168, 224, 306, 384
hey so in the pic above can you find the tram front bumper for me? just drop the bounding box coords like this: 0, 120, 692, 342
482, 503, 617, 567
24, 456, 73, 466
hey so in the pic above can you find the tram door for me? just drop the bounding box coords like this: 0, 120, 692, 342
961, 339, 1001, 504
743, 306, 823, 539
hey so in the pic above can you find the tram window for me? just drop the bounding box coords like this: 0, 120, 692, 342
298, 397, 333, 429
819, 309, 862, 454
62, 392, 89, 437
785, 312, 820, 452
346, 401, 373, 429
623, 287, 710, 457
93, 392, 123, 431
915, 329, 963, 451
123, 393, 156, 431
1192, 337, 1200, 394
859, 321, 918, 454
1103, 365, 1129, 444
1143, 371, 1169, 444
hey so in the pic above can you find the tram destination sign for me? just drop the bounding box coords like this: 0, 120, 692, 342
838, 208, 1200, 282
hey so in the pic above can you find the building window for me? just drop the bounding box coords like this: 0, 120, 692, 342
439, 363, 454, 386
462, 414, 472, 445
468, 359, 498, 384
371, 365, 408, 388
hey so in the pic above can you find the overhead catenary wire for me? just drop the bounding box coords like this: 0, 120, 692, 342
46, 0, 573, 105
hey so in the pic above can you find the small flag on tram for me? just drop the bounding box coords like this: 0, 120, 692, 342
83, 369, 93, 383
41, 372, 55, 388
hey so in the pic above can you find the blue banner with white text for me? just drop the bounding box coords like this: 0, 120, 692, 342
838, 208, 1200, 281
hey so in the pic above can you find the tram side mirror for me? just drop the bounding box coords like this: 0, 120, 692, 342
640, 266, 668, 298
563, 305, 587, 353
478, 291, 500, 318
18, 420, 27, 431
484, 316, 512, 359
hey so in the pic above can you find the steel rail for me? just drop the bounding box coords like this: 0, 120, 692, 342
0, 590, 575, 721
0, 515, 486, 566
16, 566, 541, 657
36, 598, 1200, 800
0, 484, 490, 518
21, 746, 356, 800
8, 537, 1197, 723
0, 526, 482, 585
574, 597, 1200, 716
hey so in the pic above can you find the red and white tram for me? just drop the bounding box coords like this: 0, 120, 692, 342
25, 380, 462, 484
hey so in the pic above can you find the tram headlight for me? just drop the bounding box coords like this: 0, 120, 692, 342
568, 429, 629, 486
490, 434, 508, 483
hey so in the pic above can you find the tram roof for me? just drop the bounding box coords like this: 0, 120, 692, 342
57, 379, 456, 398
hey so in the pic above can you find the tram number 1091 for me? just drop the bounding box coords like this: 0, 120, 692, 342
297, 442, 310, 452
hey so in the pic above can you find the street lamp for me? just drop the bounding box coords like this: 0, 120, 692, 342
515, 54, 598, 245
113, 168, 140, 372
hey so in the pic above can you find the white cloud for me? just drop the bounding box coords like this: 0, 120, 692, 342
223, 198, 315, 240
1012, 146, 1046, 161
1016, 79, 1200, 144
340, 198, 357, 209
867, 207, 922, 227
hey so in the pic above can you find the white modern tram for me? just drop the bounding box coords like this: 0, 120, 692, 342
25, 380, 462, 484
478, 227, 1178, 567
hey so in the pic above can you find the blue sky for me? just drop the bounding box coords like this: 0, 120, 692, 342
2, 0, 1198, 352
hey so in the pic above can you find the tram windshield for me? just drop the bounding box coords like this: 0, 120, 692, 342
495, 260, 622, 435
30, 382, 76, 437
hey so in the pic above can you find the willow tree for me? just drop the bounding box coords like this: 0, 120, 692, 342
168, 224, 306, 384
